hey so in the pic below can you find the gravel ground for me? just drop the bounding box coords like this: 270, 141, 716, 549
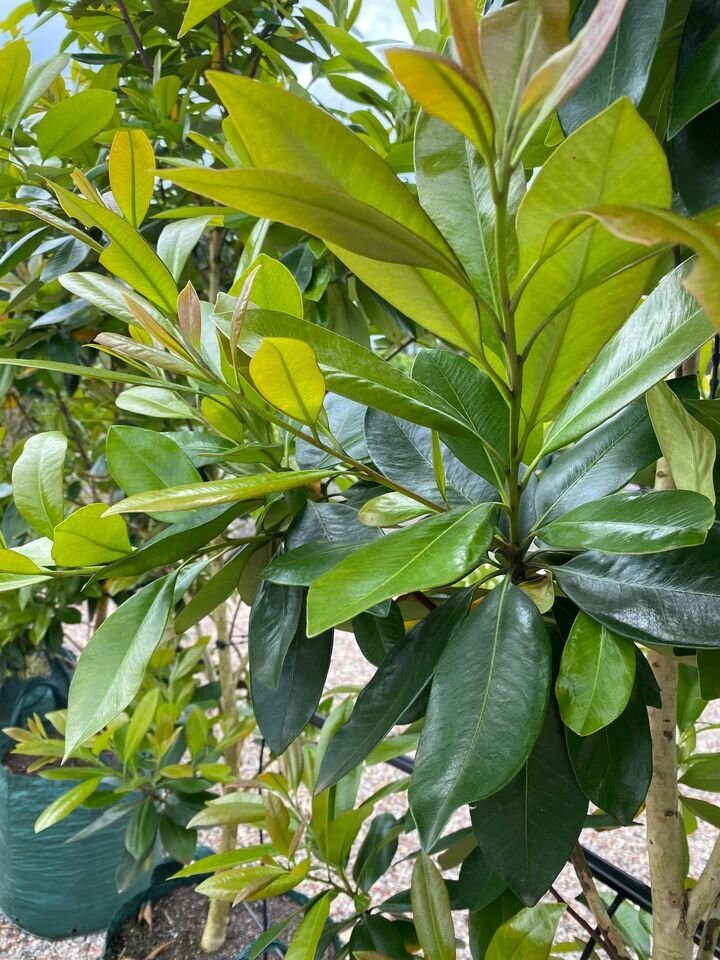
2, 608, 719, 959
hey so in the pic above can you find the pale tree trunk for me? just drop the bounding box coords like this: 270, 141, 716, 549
200, 598, 241, 953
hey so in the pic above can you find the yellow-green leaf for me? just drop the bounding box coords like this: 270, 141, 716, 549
104, 469, 330, 516
515, 98, 671, 426
51, 503, 133, 567
0, 549, 43, 574
109, 129, 155, 228
51, 182, 178, 316
647, 381, 716, 503
231, 254, 303, 318
179, 0, 231, 37
11, 431, 67, 538
386, 48, 493, 160
35, 90, 115, 158
0, 38, 30, 125
250, 338, 325, 425
35, 777, 102, 833
284, 894, 332, 960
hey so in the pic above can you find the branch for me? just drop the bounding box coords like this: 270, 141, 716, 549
696, 919, 720, 960
571, 846, 631, 959
549, 886, 618, 960
116, 0, 152, 73
688, 836, 720, 931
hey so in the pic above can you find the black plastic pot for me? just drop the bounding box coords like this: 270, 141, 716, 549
0, 753, 151, 938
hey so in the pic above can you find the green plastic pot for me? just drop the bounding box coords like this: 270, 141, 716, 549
0, 754, 152, 938
0, 654, 73, 755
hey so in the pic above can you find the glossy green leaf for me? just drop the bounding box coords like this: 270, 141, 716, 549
538, 490, 715, 554
248, 580, 303, 689
412, 349, 509, 486
486, 904, 566, 960
36, 90, 115, 158
560, 0, 666, 132
353, 813, 401, 892
231, 253, 303, 318
11, 431, 67, 538
188, 792, 265, 828
647, 381, 716, 503
35, 778, 102, 833
105, 469, 329, 516
471, 702, 587, 906
157, 217, 212, 282
544, 259, 714, 453
352, 603, 405, 666
534, 399, 659, 525
59, 272, 162, 323
51, 182, 177, 316
410, 580, 552, 848
567, 678, 652, 824
171, 845, 276, 878
65, 574, 176, 756
52, 503, 132, 567
250, 337, 326, 424
195, 865, 287, 901
0, 38, 30, 124
307, 504, 497, 635
115, 386, 198, 420
670, 22, 720, 136
316, 591, 472, 792
556, 613, 635, 736
240, 310, 474, 437
415, 117, 523, 349
516, 98, 671, 426
552, 525, 720, 647
358, 492, 430, 527
109, 129, 155, 228
284, 894, 332, 960
106, 425, 201, 524
411, 852, 456, 960
7, 52, 68, 127
457, 847, 505, 912
364, 410, 494, 508
174, 544, 256, 633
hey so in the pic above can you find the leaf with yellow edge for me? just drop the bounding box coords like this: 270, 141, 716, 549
386, 49, 493, 161
109, 130, 155, 228
50, 182, 177, 316
0, 549, 43, 575
250, 338, 326, 425
0, 38, 30, 125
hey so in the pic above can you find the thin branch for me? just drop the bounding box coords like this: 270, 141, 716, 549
116, 0, 152, 73
549, 886, 618, 960
571, 846, 631, 959
215, 11, 227, 71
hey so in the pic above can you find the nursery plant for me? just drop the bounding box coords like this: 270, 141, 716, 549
7, 0, 720, 958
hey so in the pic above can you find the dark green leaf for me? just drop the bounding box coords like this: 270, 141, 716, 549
353, 813, 401, 892
410, 580, 552, 848
353, 603, 405, 666
552, 525, 720, 647
457, 848, 506, 912
471, 703, 587, 906
248, 580, 304, 689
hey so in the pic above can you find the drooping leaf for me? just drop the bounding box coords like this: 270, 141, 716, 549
457, 847, 506, 913
248, 580, 303, 690
670, 21, 720, 136
109, 129, 155, 228
306, 504, 497, 636
252, 619, 333, 755
410, 580, 552, 848
560, 0, 666, 132
544, 259, 714, 452
471, 703, 587, 906
646, 381, 716, 503
555, 613, 636, 736
316, 591, 472, 792
515, 98, 671, 426
35, 778, 102, 833
552, 526, 720, 647
566, 681, 652, 824
52, 504, 132, 567
485, 904, 566, 960
35, 90, 115, 158
534, 399, 659, 525
353, 813, 401, 892
352, 603, 405, 666
11, 431, 67, 538
537, 490, 715, 554
250, 337, 326, 425
65, 574, 176, 756
411, 852, 456, 960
